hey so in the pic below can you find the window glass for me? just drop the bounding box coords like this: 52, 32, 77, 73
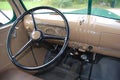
0, 1, 13, 26
22, 0, 88, 14
92, 0, 120, 20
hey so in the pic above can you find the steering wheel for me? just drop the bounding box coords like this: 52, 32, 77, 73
6, 6, 69, 70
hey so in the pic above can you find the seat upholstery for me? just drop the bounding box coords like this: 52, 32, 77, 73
0, 68, 43, 80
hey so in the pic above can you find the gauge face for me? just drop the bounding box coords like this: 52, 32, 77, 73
44, 27, 66, 36
45, 28, 56, 35
37, 24, 66, 36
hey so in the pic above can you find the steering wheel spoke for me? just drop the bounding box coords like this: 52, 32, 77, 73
43, 34, 65, 40
31, 12, 37, 30
12, 39, 33, 58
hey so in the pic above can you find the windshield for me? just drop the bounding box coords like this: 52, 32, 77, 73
22, 0, 88, 14
92, 0, 120, 20
22, 0, 120, 20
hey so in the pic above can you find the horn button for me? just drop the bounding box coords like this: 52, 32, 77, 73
31, 31, 42, 40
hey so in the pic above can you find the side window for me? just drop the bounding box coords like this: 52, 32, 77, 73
0, 1, 13, 26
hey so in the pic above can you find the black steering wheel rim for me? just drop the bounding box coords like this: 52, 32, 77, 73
6, 6, 69, 70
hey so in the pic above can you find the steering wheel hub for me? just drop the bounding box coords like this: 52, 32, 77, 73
31, 31, 41, 40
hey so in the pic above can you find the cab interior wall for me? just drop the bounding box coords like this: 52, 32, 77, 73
0, 1, 119, 80
0, 22, 47, 71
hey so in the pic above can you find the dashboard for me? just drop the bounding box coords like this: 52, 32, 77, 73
24, 14, 120, 58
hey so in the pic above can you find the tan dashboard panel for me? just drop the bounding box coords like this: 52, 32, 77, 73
100, 33, 120, 50
23, 14, 120, 58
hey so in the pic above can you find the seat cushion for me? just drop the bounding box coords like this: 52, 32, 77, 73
0, 68, 43, 80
